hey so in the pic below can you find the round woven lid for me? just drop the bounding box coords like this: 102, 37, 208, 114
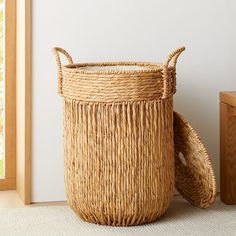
174, 111, 216, 208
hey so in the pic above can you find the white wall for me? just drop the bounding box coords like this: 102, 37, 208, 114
32, 0, 236, 202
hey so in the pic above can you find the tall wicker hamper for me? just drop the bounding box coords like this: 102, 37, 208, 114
52, 47, 185, 226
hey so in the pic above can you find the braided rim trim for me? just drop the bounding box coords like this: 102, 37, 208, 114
63, 62, 165, 75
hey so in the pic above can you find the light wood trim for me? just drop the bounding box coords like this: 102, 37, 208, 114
24, 0, 31, 205
15, 0, 31, 204
0, 178, 15, 190
16, 0, 31, 205
5, 0, 16, 180
0, 0, 17, 190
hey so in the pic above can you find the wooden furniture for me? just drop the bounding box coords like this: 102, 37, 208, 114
220, 91, 236, 204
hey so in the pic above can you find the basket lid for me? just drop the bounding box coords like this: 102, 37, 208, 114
75, 64, 156, 72
174, 111, 216, 208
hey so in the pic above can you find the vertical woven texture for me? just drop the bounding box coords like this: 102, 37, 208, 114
52, 46, 185, 226
64, 98, 174, 226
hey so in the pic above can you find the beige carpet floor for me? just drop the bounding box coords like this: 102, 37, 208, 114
0, 196, 236, 236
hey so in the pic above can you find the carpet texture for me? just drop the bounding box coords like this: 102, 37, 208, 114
1, 197, 236, 236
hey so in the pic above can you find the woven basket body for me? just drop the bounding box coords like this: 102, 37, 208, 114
53, 47, 185, 226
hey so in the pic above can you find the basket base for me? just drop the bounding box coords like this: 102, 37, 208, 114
69, 205, 166, 226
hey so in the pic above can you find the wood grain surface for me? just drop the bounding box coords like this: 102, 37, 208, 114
220, 92, 236, 204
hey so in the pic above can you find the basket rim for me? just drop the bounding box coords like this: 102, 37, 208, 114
62, 61, 168, 75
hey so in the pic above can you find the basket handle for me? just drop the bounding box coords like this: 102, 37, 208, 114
52, 47, 74, 95
161, 46, 185, 99
164, 46, 185, 69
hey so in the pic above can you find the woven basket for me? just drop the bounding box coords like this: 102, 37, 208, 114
52, 46, 185, 226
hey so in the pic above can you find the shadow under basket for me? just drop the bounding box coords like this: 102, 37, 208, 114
52, 46, 215, 226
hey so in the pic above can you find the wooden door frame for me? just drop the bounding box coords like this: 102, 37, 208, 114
15, 0, 31, 204
0, 0, 31, 204
25, 0, 32, 204
24, 0, 31, 205
0, 0, 16, 190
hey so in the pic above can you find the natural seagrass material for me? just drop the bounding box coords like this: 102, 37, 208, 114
174, 111, 216, 208
52, 46, 185, 226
